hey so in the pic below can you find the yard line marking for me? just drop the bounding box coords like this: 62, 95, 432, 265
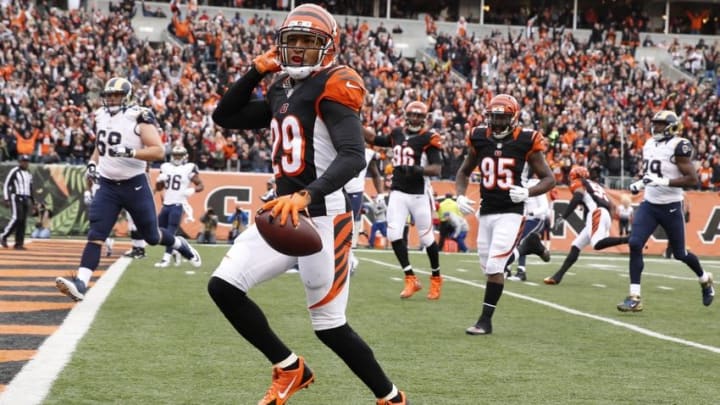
363, 257, 720, 355
0, 257, 132, 405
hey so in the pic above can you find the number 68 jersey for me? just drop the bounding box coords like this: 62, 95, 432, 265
466, 125, 546, 215
95, 105, 158, 181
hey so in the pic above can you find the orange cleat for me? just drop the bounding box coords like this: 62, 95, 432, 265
258, 356, 315, 405
377, 390, 409, 404
400, 275, 422, 299
427, 275, 443, 300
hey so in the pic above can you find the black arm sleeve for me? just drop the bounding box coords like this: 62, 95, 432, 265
372, 134, 392, 148
305, 100, 365, 201
211, 67, 273, 130
561, 192, 584, 219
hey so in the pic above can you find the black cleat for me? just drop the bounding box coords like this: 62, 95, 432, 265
466, 319, 492, 335
701, 273, 715, 307
519, 233, 550, 262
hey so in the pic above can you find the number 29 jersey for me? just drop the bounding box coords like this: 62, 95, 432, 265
94, 105, 158, 181
466, 125, 546, 215
265, 65, 365, 217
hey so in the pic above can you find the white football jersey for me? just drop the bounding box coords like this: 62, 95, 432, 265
159, 162, 199, 205
344, 148, 378, 194
95, 105, 157, 180
523, 178, 549, 220
642, 137, 692, 204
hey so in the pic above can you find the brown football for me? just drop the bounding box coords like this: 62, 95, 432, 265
255, 210, 322, 256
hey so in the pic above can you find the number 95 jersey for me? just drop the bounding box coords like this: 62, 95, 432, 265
466, 125, 546, 215
94, 106, 157, 181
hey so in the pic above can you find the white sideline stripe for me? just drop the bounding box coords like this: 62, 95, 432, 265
0, 257, 133, 405
363, 257, 720, 355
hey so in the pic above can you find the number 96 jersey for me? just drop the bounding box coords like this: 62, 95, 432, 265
94, 106, 158, 181
466, 125, 546, 215
159, 162, 199, 205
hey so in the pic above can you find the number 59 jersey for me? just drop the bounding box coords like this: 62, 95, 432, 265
159, 162, 199, 205
94, 106, 158, 181
466, 125, 546, 215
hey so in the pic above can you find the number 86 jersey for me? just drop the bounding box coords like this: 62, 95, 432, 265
95, 105, 157, 181
466, 125, 546, 215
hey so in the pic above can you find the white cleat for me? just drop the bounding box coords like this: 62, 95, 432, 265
154, 260, 171, 268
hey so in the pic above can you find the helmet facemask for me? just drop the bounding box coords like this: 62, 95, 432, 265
488, 112, 515, 139
171, 147, 187, 166
405, 111, 426, 132
651, 120, 679, 141
278, 29, 334, 80
101, 78, 133, 115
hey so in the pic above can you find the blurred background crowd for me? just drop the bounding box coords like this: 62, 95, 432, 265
1, 0, 720, 191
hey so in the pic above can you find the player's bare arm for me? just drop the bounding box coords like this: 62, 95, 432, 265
367, 154, 384, 194
136, 123, 165, 161
526, 150, 555, 196
455, 148, 479, 196
672, 155, 700, 188
190, 173, 204, 192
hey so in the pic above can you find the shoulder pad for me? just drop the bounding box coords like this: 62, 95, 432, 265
321, 66, 365, 112
126, 106, 157, 125
674, 138, 693, 158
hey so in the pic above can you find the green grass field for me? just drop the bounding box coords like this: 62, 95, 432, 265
44, 247, 720, 404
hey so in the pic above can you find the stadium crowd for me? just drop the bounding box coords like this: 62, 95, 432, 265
1, 1, 720, 190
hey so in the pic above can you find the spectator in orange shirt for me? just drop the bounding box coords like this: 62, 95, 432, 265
698, 159, 714, 190
686, 10, 709, 34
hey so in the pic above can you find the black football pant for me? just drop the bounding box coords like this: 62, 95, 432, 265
1, 195, 30, 247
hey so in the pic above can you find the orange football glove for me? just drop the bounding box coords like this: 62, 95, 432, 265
252, 46, 281, 75
260, 190, 311, 227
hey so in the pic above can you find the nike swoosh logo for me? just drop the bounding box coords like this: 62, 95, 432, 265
277, 376, 297, 399
669, 208, 677, 212
134, 186, 142, 191
346, 81, 361, 90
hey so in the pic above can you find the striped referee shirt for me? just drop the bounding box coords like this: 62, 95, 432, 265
3, 166, 33, 200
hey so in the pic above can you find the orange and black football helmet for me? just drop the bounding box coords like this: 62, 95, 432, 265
276, 4, 339, 80
486, 94, 520, 139
569, 166, 590, 182
404, 101, 428, 132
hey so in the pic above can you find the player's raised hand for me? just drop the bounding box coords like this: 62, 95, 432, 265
253, 46, 281, 75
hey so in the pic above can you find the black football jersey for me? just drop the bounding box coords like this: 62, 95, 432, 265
265, 66, 365, 216
466, 125, 546, 215
570, 177, 611, 212
372, 127, 443, 194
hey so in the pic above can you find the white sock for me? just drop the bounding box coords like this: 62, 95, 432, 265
162, 253, 171, 262
381, 385, 398, 401
275, 353, 298, 369
77, 267, 93, 285
630, 284, 641, 297
352, 220, 361, 248
700, 272, 710, 283
132, 239, 145, 248
173, 237, 182, 249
